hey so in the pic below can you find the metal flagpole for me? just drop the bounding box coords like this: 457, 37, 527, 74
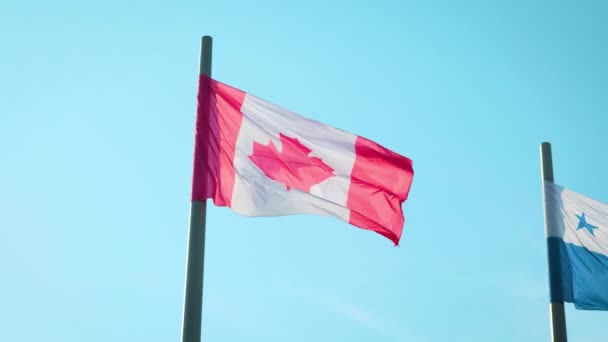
540, 142, 568, 342
181, 35, 212, 342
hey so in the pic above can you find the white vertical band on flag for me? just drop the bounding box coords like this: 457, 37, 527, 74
229, 93, 357, 223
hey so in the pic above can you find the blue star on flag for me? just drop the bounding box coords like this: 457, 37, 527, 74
575, 213, 598, 236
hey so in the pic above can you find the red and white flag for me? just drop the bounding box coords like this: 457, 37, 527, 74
192, 76, 414, 245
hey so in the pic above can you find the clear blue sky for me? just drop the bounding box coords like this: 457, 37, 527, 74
1, 1, 607, 341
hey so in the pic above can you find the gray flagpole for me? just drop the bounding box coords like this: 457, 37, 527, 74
181, 35, 212, 342
540, 142, 568, 342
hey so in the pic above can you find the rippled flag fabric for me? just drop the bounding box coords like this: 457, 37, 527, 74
544, 182, 608, 310
192, 75, 414, 245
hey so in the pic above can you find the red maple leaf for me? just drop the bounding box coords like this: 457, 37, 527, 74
249, 133, 335, 192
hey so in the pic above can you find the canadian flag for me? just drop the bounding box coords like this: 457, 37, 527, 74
193, 75, 414, 245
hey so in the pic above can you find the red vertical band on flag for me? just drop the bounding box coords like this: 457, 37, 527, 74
347, 136, 414, 245
192, 75, 245, 205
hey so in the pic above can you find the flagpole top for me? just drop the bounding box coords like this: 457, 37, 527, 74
540, 142, 554, 182
199, 36, 212, 76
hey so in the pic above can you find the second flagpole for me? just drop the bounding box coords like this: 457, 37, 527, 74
540, 142, 568, 342
181, 35, 212, 342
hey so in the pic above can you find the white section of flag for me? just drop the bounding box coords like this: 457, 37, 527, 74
229, 93, 357, 222
545, 181, 608, 256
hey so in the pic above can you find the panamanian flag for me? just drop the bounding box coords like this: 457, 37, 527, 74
544, 182, 608, 310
